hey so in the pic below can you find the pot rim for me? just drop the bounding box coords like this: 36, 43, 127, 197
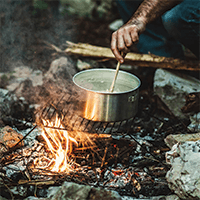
73, 68, 141, 95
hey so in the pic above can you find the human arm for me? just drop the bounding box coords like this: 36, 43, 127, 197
111, 0, 183, 63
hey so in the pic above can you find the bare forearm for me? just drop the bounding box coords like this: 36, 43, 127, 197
129, 0, 183, 26
111, 0, 183, 63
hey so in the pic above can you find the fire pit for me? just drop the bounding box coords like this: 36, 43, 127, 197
0, 89, 190, 199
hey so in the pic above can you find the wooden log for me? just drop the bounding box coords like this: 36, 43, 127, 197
64, 41, 200, 71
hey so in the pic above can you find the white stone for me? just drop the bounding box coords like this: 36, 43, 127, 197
188, 112, 200, 132
166, 141, 200, 199
154, 69, 200, 119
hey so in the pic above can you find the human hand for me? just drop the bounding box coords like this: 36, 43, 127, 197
111, 20, 145, 63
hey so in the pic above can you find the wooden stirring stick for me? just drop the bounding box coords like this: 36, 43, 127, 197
109, 61, 121, 92
109, 52, 125, 92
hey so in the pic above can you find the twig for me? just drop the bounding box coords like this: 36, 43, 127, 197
18, 179, 55, 186
42, 40, 63, 53
143, 156, 160, 163
11, 125, 38, 150
101, 146, 108, 168
34, 185, 37, 197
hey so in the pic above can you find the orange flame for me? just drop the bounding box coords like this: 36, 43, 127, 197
41, 116, 77, 172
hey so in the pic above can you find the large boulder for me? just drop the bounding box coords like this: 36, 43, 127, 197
166, 141, 200, 199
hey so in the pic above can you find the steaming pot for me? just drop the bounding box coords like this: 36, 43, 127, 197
73, 69, 141, 122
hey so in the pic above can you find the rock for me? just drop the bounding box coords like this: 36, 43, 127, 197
44, 56, 77, 84
61, 0, 96, 19
165, 132, 200, 149
165, 195, 180, 200
0, 66, 43, 92
76, 59, 101, 71
48, 181, 122, 200
6, 57, 77, 107
109, 19, 123, 31
23, 196, 46, 200
0, 89, 34, 121
95, 0, 113, 20
0, 88, 9, 100
0, 88, 9, 126
150, 194, 180, 200
166, 141, 200, 199
1, 90, 17, 116
77, 59, 92, 70
0, 126, 24, 152
188, 112, 200, 132
89, 187, 122, 200
153, 69, 200, 119
61, 0, 114, 20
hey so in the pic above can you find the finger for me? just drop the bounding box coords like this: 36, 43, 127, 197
111, 32, 123, 63
123, 27, 133, 47
117, 29, 126, 51
130, 29, 139, 44
117, 30, 130, 58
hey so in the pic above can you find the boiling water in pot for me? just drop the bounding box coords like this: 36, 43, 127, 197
77, 77, 139, 93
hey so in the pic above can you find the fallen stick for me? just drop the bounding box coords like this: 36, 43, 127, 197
18, 179, 55, 186
64, 41, 200, 71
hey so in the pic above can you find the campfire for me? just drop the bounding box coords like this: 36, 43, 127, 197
1, 1, 200, 199
0, 56, 199, 199
1, 88, 192, 199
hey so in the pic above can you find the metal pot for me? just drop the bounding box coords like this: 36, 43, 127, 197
73, 68, 141, 122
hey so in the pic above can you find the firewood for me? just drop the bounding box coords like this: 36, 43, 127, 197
63, 41, 200, 71
18, 179, 55, 186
